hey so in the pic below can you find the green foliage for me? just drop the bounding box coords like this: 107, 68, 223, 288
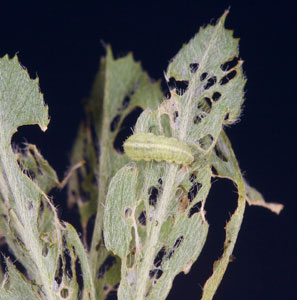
0, 10, 282, 300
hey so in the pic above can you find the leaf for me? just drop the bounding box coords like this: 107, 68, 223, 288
0, 55, 95, 300
0, 55, 60, 299
63, 223, 96, 300
104, 11, 247, 300
165, 10, 245, 148
15, 144, 60, 194
67, 121, 98, 246
0, 259, 42, 300
202, 130, 246, 299
245, 181, 284, 214
69, 47, 164, 298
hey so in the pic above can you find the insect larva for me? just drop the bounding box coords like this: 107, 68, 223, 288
123, 133, 194, 166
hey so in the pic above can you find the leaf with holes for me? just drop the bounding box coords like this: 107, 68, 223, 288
103, 11, 250, 300
0, 55, 95, 300
67, 46, 163, 298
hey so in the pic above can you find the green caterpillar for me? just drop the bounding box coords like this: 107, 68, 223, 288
123, 133, 194, 166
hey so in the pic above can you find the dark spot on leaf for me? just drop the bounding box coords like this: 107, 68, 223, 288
220, 70, 237, 85
214, 145, 228, 162
168, 77, 189, 96
200, 72, 208, 81
188, 182, 202, 202
122, 96, 131, 109
110, 114, 121, 132
75, 258, 84, 292
189, 173, 197, 183
221, 56, 239, 72
65, 250, 73, 279
158, 178, 163, 185
211, 166, 218, 176
224, 112, 230, 121
174, 236, 184, 248
149, 268, 163, 279
97, 256, 117, 279
106, 290, 118, 300
204, 76, 217, 90
199, 134, 214, 150
190, 63, 199, 73
167, 249, 175, 259
125, 207, 132, 218
168, 77, 176, 90
212, 91, 221, 102
138, 211, 147, 226
55, 256, 63, 284
203, 97, 212, 108
193, 115, 202, 124
188, 202, 201, 218
60, 288, 69, 298
148, 186, 159, 207
173, 111, 179, 122
86, 214, 96, 250
198, 97, 212, 114
113, 106, 143, 153
154, 247, 167, 267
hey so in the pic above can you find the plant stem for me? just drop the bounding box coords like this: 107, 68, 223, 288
134, 164, 178, 300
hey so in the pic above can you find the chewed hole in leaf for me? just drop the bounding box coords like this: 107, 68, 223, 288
110, 114, 121, 132
173, 111, 179, 122
189, 173, 197, 183
214, 145, 228, 162
60, 288, 69, 298
65, 250, 73, 279
154, 246, 167, 267
174, 236, 184, 248
86, 214, 96, 250
138, 210, 147, 226
17, 159, 36, 180
188, 202, 201, 218
199, 134, 214, 150
211, 166, 218, 176
193, 115, 202, 124
168, 77, 189, 96
75, 258, 84, 292
224, 112, 230, 121
200, 72, 208, 81
220, 70, 237, 85
149, 268, 163, 279
188, 182, 202, 202
212, 91, 222, 102
97, 255, 117, 279
167, 249, 175, 260
148, 186, 159, 207
113, 106, 143, 153
221, 56, 239, 72
189, 63, 199, 73
124, 207, 132, 218
158, 178, 163, 186
122, 96, 131, 109
204, 76, 217, 90
55, 256, 63, 285
198, 97, 212, 114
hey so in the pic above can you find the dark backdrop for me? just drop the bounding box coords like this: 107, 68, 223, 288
0, 1, 296, 299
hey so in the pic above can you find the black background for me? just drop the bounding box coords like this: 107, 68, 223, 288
0, 1, 296, 299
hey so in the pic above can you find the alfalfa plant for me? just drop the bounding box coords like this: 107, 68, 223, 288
0, 10, 282, 300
